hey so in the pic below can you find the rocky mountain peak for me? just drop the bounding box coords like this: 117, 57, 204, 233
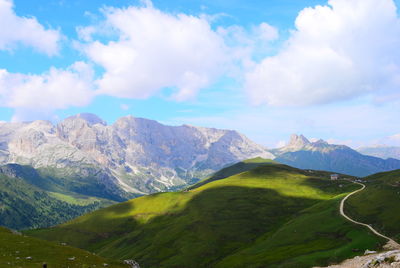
65, 113, 107, 126
313, 139, 329, 146
287, 134, 310, 148
0, 113, 275, 194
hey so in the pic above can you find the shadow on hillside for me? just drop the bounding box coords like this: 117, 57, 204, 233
28, 173, 381, 268
187, 161, 277, 190
72, 185, 333, 267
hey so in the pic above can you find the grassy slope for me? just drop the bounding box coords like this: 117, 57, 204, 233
345, 169, 400, 241
28, 160, 383, 268
216, 197, 381, 268
0, 172, 114, 230
187, 157, 276, 190
0, 227, 126, 267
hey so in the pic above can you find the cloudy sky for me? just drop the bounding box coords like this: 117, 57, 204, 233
0, 0, 400, 148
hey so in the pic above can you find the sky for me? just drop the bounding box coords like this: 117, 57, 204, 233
1, 0, 400, 148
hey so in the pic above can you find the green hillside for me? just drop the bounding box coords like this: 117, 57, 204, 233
0, 163, 131, 202
345, 169, 400, 241
28, 160, 384, 268
0, 164, 115, 230
0, 227, 126, 267
187, 157, 276, 190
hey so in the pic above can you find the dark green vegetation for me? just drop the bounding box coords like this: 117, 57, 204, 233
0, 227, 126, 267
0, 164, 118, 230
346, 169, 400, 242
28, 159, 384, 268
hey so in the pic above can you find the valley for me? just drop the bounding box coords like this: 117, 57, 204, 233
0, 116, 400, 267
27, 159, 389, 268
2, 0, 399, 266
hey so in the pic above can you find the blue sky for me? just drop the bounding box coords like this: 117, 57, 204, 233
1, 0, 400, 148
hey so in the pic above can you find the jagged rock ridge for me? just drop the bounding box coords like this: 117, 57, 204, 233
0, 113, 274, 195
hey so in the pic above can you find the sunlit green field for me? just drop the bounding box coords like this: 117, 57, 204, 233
0, 227, 126, 267
28, 159, 384, 268
346, 169, 400, 241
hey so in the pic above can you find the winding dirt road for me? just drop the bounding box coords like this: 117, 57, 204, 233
340, 181, 400, 248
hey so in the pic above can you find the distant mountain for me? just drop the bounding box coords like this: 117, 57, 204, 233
273, 134, 400, 177
0, 113, 273, 195
0, 163, 115, 230
358, 145, 400, 160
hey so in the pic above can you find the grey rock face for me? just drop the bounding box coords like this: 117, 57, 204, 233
0, 114, 274, 194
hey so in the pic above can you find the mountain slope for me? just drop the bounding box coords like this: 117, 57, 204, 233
345, 169, 400, 242
0, 164, 115, 230
0, 227, 126, 267
0, 113, 273, 194
28, 161, 383, 268
358, 146, 400, 160
187, 157, 276, 190
273, 134, 400, 177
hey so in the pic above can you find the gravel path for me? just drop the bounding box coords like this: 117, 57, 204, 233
339, 181, 399, 247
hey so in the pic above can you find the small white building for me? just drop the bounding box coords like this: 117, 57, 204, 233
331, 174, 339, 180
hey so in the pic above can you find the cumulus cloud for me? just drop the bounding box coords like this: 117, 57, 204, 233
217, 22, 279, 72
246, 0, 400, 106
0, 62, 94, 120
78, 2, 230, 101
0, 0, 61, 55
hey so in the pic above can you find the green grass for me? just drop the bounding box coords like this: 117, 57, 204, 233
187, 157, 277, 190
27, 161, 384, 268
0, 227, 127, 267
345, 169, 400, 241
216, 196, 384, 268
0, 168, 115, 230
48, 191, 114, 206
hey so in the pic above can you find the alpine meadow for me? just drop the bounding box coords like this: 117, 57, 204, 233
1, 0, 400, 267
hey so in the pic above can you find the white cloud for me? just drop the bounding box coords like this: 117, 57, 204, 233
0, 62, 94, 121
0, 0, 61, 55
76, 25, 96, 42
120, 103, 130, 110
217, 23, 279, 72
246, 0, 400, 106
256, 23, 279, 42
79, 2, 229, 101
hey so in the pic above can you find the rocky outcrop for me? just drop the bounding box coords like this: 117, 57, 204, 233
315, 250, 400, 268
0, 114, 274, 195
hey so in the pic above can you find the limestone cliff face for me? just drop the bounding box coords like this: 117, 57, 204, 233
0, 113, 274, 194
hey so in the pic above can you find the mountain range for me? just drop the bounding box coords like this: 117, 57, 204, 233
0, 113, 273, 198
273, 134, 400, 177
1, 114, 400, 266
1, 114, 399, 202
